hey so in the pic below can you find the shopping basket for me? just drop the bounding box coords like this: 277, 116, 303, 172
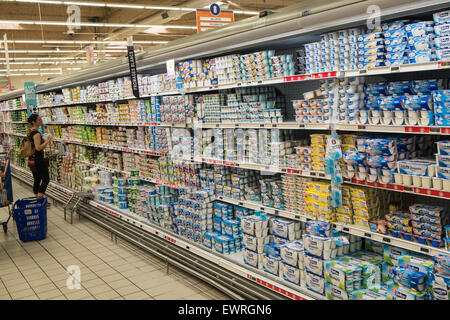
13, 197, 47, 242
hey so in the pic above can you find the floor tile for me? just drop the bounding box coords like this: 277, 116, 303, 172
123, 291, 150, 300
10, 288, 35, 299
114, 285, 142, 296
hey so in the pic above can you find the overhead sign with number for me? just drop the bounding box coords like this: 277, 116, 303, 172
196, 6, 234, 33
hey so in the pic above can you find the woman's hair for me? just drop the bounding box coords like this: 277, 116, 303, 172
27, 113, 39, 124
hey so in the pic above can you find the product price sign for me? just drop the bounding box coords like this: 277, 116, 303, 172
196, 8, 234, 33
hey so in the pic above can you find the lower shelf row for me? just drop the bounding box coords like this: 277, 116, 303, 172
11, 164, 450, 300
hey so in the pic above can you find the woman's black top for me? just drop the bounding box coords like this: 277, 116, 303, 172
29, 129, 44, 162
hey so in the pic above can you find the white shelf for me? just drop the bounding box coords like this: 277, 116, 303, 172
10, 163, 320, 300
216, 196, 449, 257
31, 60, 450, 110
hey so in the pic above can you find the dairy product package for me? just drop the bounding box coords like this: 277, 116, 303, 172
397, 159, 435, 176
271, 217, 300, 240
242, 234, 270, 253
304, 252, 326, 276
264, 242, 282, 258
280, 241, 304, 268
281, 261, 301, 286
241, 214, 268, 237
351, 287, 388, 300
435, 24, 450, 37
438, 141, 450, 156
303, 234, 336, 259
386, 281, 427, 300
305, 271, 325, 295
433, 254, 450, 277
391, 267, 428, 292
262, 254, 281, 276
437, 48, 450, 61
325, 282, 350, 300
431, 274, 450, 300
324, 260, 362, 291
383, 244, 411, 267
244, 248, 263, 269
434, 10, 450, 26
397, 255, 434, 281
435, 36, 450, 49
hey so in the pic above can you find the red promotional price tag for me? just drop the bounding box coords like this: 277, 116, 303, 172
286, 169, 295, 174
441, 127, 450, 135
223, 161, 235, 166
405, 126, 430, 133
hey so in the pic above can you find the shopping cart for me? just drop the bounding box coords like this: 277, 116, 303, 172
13, 197, 47, 242
0, 152, 13, 233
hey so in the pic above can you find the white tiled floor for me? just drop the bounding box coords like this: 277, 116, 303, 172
0, 179, 231, 300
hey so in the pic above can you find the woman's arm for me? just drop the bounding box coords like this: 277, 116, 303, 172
33, 133, 52, 151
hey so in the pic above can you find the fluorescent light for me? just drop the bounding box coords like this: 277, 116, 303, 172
0, 68, 62, 72
107, 3, 145, 9
7, 40, 167, 45
0, 49, 127, 53
1, 72, 61, 76
0, 20, 196, 29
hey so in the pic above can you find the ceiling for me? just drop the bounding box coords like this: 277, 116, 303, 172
0, 0, 299, 81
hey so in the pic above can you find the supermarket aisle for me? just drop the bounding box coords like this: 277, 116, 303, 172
0, 179, 231, 300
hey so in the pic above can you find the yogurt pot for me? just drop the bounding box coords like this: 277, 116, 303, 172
421, 176, 432, 189
402, 174, 412, 186
394, 173, 403, 184
428, 165, 436, 177
412, 175, 422, 187
444, 179, 450, 192
433, 177, 443, 190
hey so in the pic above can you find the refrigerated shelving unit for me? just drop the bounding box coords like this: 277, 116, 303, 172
1, 0, 450, 300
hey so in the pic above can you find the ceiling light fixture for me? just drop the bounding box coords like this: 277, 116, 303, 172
0, 19, 197, 29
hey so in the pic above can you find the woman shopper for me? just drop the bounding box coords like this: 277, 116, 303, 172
27, 113, 52, 199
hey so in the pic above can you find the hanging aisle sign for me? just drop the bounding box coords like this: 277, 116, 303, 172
196, 4, 234, 33
127, 39, 140, 98
24, 82, 37, 115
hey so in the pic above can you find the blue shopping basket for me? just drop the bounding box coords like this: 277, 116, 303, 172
13, 197, 47, 242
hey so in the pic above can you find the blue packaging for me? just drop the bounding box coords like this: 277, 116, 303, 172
358, 53, 385, 63
378, 96, 403, 111
432, 90, 450, 107
365, 83, 386, 96
408, 50, 436, 63
412, 79, 442, 94
358, 46, 385, 56
387, 81, 412, 95
437, 48, 450, 61
385, 57, 408, 66
433, 254, 450, 277
357, 60, 384, 69
358, 32, 383, 42
436, 36, 450, 49
435, 24, 450, 37
384, 28, 407, 39
408, 36, 432, 51
385, 51, 407, 60
401, 95, 433, 111
405, 22, 435, 38
385, 37, 407, 46
386, 42, 408, 52
358, 40, 384, 49
382, 20, 410, 31
434, 11, 450, 26
265, 242, 282, 258
392, 267, 428, 292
